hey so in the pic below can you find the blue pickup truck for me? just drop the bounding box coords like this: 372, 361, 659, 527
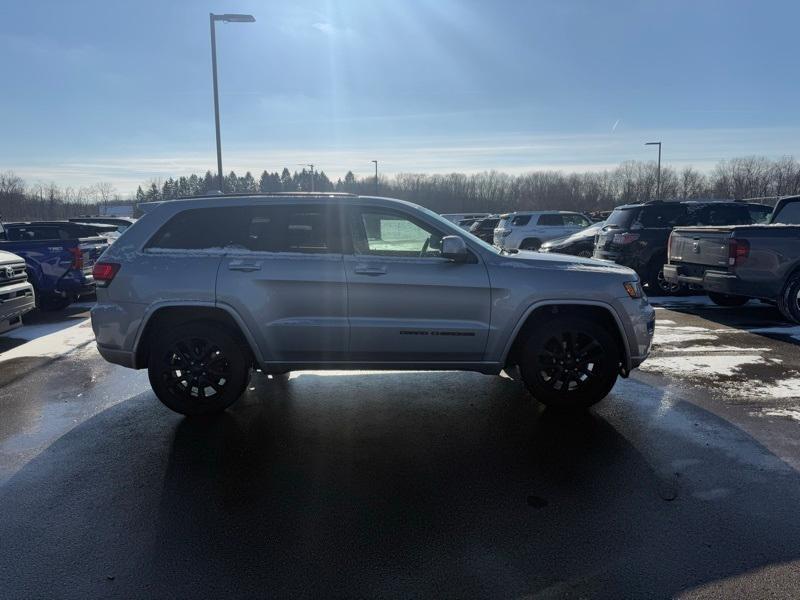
0, 220, 109, 311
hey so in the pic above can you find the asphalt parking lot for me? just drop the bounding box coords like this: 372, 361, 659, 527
1, 297, 800, 598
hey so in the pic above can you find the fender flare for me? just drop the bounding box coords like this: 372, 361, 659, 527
500, 299, 633, 370
132, 300, 265, 367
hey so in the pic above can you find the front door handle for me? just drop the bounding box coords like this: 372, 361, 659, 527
229, 262, 261, 272
354, 265, 387, 276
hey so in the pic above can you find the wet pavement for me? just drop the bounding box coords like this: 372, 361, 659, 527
1, 298, 800, 598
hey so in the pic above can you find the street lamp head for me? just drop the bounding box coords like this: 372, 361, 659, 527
213, 13, 255, 23
645, 141, 661, 146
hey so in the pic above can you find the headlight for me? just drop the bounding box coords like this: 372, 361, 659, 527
624, 280, 643, 299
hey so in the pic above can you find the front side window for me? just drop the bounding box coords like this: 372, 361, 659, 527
772, 201, 800, 224
352, 210, 443, 257
634, 204, 685, 228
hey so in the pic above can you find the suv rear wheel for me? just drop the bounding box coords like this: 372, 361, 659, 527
519, 315, 619, 409
147, 322, 250, 416
777, 271, 800, 324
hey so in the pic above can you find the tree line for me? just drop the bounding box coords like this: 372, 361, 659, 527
3, 155, 800, 221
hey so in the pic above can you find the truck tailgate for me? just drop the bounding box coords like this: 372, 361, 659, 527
669, 227, 732, 269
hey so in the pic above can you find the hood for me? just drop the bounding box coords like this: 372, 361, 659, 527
0, 250, 24, 265
499, 248, 636, 276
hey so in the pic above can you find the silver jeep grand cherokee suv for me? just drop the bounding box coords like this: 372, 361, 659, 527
91, 193, 654, 416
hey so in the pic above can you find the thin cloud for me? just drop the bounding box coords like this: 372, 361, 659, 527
612, 119, 621, 133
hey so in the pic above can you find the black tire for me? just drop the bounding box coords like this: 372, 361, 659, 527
37, 294, 71, 311
707, 292, 749, 307
519, 315, 620, 409
520, 238, 542, 251
777, 271, 800, 324
147, 322, 250, 416
645, 258, 681, 296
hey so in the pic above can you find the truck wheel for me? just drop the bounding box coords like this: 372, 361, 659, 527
645, 259, 680, 296
520, 239, 542, 251
37, 294, 71, 312
147, 322, 250, 416
707, 292, 749, 307
519, 316, 619, 409
777, 272, 800, 324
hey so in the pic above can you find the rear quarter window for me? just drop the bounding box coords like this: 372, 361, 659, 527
511, 215, 532, 226
682, 204, 750, 226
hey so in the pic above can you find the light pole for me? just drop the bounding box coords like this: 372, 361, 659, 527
645, 141, 662, 200
298, 164, 315, 192
371, 160, 378, 195
210, 13, 255, 193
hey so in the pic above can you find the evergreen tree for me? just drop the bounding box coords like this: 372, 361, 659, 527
145, 182, 160, 202
203, 171, 214, 193
280, 168, 292, 191
225, 171, 238, 193
242, 171, 257, 193
188, 174, 200, 195
135, 186, 146, 203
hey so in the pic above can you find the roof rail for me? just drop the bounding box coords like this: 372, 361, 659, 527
176, 191, 359, 200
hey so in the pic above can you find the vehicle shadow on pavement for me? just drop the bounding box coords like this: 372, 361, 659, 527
1, 372, 800, 598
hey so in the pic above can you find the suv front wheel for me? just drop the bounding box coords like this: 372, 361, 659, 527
519, 316, 619, 409
147, 322, 251, 416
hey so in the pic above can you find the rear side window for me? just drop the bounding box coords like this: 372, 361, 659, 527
537, 214, 564, 226
147, 205, 342, 253
683, 204, 750, 226
511, 215, 531, 226
248, 205, 342, 253
634, 204, 685, 228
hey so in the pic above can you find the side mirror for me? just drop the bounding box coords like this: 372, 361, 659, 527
441, 235, 468, 262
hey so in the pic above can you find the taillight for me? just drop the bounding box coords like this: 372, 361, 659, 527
68, 247, 84, 270
667, 232, 673, 260
612, 232, 640, 245
728, 238, 749, 267
92, 262, 120, 287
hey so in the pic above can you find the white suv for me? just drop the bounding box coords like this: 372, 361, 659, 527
494, 211, 592, 251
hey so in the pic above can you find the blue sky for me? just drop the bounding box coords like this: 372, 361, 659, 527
1, 0, 799, 194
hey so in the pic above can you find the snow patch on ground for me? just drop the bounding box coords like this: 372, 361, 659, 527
0, 321, 95, 363
640, 354, 766, 378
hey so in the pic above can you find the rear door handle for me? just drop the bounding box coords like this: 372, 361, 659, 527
229, 262, 261, 272
354, 265, 387, 276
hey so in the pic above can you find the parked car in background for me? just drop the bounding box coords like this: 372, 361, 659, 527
493, 211, 592, 251
539, 220, 605, 257
457, 217, 483, 230
440, 212, 490, 224
664, 195, 800, 318
91, 193, 654, 416
468, 215, 501, 243
0, 249, 35, 334
0, 220, 108, 310
593, 200, 755, 294
742, 202, 773, 224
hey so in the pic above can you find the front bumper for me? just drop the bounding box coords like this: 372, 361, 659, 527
617, 296, 656, 370
0, 281, 35, 334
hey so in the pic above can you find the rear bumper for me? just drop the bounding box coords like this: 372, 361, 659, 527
96, 343, 137, 368
55, 271, 95, 298
663, 264, 763, 298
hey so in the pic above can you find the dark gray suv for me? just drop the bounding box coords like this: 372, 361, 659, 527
91, 193, 654, 416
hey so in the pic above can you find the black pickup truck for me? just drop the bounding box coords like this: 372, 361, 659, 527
663, 196, 800, 321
